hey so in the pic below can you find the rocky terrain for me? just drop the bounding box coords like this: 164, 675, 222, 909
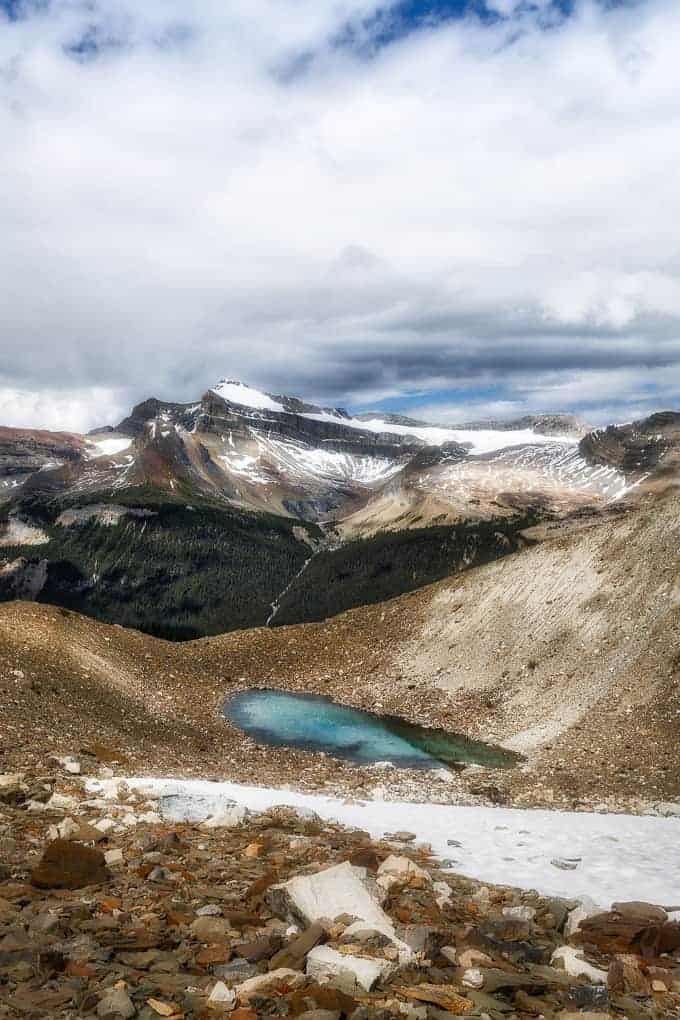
1, 761, 679, 1020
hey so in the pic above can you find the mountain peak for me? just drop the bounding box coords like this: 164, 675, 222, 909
211, 379, 285, 412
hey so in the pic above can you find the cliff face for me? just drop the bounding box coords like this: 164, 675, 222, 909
0, 427, 85, 482
196, 391, 435, 457
579, 411, 680, 477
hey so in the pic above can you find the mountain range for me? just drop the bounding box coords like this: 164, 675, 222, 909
1, 378, 679, 639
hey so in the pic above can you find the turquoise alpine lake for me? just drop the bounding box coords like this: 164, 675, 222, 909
223, 689, 521, 769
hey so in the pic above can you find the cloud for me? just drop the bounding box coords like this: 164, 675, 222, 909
0, 384, 127, 432
1, 0, 680, 431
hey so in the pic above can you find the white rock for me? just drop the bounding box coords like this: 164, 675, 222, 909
377, 855, 431, 883
105, 849, 124, 866
94, 818, 117, 834
207, 982, 237, 1009
57, 817, 80, 840
433, 881, 453, 909
65, 760, 82, 775
462, 968, 485, 989
564, 895, 603, 938
236, 968, 305, 1001
196, 904, 222, 917
269, 861, 394, 930
137, 811, 162, 825
550, 946, 608, 984
307, 945, 396, 993
502, 905, 535, 922
201, 805, 247, 829
440, 946, 457, 965
46, 793, 78, 813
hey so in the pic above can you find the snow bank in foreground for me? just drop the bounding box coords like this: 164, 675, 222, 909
87, 777, 680, 907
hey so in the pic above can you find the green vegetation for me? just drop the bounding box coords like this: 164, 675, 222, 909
1, 490, 320, 639
273, 516, 536, 627
1, 488, 537, 639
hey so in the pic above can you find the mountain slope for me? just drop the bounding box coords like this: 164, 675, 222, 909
1, 487, 679, 812
1, 382, 678, 637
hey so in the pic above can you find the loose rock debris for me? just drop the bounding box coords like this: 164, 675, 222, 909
1, 766, 680, 1019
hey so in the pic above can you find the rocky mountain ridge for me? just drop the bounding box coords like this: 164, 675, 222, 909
0, 380, 678, 638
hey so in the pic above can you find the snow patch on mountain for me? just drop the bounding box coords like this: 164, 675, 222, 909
300, 410, 578, 455
423, 443, 632, 502
261, 436, 403, 486
218, 451, 271, 485
215, 433, 404, 488
86, 436, 133, 459
212, 380, 285, 412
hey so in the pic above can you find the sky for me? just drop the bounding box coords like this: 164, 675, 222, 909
1, 0, 680, 431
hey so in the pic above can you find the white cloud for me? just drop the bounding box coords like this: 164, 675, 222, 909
0, 384, 127, 432
1, 0, 680, 430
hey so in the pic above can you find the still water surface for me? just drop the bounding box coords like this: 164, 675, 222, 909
224, 689, 520, 770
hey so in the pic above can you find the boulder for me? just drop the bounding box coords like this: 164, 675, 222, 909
611, 901, 667, 923
266, 861, 393, 930
31, 839, 109, 890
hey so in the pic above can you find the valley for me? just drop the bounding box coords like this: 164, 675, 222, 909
1, 379, 673, 640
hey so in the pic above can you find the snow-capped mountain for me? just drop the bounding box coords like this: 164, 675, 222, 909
1, 379, 670, 527
1, 380, 678, 640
